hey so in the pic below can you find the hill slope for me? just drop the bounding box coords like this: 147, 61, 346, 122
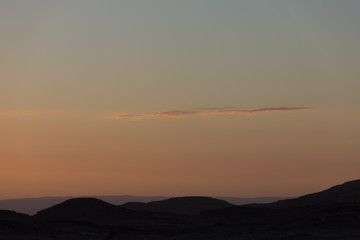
1, 180, 360, 239
0, 195, 284, 215
34, 198, 136, 224
122, 196, 234, 215
268, 179, 360, 208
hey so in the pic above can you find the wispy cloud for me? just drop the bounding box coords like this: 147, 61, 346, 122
104, 107, 312, 120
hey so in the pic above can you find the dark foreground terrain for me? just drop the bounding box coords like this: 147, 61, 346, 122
1, 180, 360, 240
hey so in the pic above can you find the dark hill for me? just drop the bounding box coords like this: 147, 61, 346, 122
267, 179, 360, 208
34, 198, 135, 224
201, 180, 360, 236
0, 210, 30, 222
1, 180, 360, 239
0, 195, 284, 215
0, 195, 170, 215
122, 196, 234, 215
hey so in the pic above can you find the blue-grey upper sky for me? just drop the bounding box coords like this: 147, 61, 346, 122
1, 0, 359, 110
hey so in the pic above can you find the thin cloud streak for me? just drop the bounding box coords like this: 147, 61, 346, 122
104, 107, 312, 120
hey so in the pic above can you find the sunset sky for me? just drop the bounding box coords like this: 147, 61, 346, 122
1, 0, 359, 199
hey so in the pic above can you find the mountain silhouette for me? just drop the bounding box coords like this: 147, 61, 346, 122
34, 198, 136, 225
122, 196, 234, 215
0, 196, 169, 215
267, 179, 360, 208
0, 195, 284, 215
201, 180, 360, 237
0, 210, 29, 222
0, 180, 360, 239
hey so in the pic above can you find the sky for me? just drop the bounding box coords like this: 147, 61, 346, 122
1, 0, 359, 199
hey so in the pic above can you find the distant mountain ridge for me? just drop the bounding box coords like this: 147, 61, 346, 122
200, 180, 360, 233
266, 179, 360, 208
0, 195, 284, 215
33, 198, 142, 225
122, 196, 234, 215
0, 179, 359, 239
0, 196, 168, 215
35, 198, 129, 219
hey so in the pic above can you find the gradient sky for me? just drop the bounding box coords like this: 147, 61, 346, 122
1, 0, 359, 199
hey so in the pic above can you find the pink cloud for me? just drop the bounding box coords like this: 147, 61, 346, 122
104, 107, 312, 120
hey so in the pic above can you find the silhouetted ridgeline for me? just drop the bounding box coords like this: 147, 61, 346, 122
0, 180, 359, 239
0, 195, 169, 215
122, 196, 234, 215
267, 179, 360, 208
0, 195, 283, 215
